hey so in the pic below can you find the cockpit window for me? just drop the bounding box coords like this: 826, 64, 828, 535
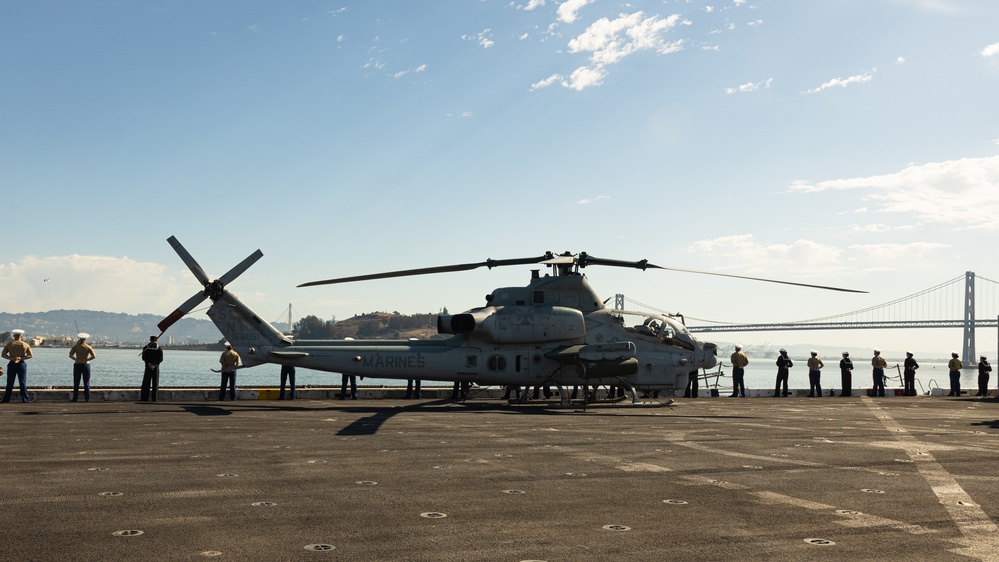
660, 316, 695, 350
613, 311, 695, 349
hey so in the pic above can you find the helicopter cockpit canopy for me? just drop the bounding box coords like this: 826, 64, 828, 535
614, 311, 696, 351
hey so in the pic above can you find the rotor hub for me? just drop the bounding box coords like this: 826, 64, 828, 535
207, 279, 225, 301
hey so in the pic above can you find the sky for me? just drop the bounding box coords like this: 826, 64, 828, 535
2, 0, 999, 356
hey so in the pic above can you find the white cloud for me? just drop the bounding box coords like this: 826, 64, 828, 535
462, 29, 495, 49
847, 242, 949, 256
0, 255, 191, 315
566, 65, 606, 90
530, 73, 565, 90
849, 223, 914, 233
788, 155, 999, 230
558, 0, 595, 24
725, 77, 773, 94
803, 69, 876, 94
895, 56, 906, 65
687, 234, 845, 272
577, 195, 611, 204
392, 64, 428, 79
981, 42, 999, 57
885, 0, 965, 14
568, 12, 684, 64
522, 0, 545, 10
686, 235, 949, 279
536, 11, 683, 91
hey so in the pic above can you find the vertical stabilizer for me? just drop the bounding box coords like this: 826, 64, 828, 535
207, 292, 291, 350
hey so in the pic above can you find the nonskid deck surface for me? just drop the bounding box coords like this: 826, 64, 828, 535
1, 396, 998, 561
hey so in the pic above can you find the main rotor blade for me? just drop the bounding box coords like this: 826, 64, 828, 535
298, 255, 552, 288
157, 290, 209, 333
578, 252, 866, 293
650, 265, 868, 293
219, 249, 264, 286
167, 236, 211, 287
577, 254, 655, 270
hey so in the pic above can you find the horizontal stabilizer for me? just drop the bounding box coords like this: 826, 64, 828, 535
270, 351, 310, 358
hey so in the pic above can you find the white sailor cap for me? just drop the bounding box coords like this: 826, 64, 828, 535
874, 349, 881, 354
906, 351, 913, 356
224, 341, 231, 347
78, 333, 90, 339
779, 348, 786, 353
11, 329, 24, 336
810, 350, 817, 355
735, 344, 742, 350
842, 351, 849, 355
952, 351, 959, 356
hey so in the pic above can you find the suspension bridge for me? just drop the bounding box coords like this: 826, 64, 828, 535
616, 272, 999, 365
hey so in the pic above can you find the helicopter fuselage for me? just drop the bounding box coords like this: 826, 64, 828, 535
212, 272, 718, 394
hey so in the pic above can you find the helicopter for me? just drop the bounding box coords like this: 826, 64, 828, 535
157, 236, 864, 405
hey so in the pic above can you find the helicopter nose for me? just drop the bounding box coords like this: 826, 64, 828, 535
700, 343, 719, 368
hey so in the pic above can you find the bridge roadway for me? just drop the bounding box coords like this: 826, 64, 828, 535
2, 393, 999, 561
688, 319, 999, 333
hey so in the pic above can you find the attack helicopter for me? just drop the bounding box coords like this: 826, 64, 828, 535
157, 236, 863, 405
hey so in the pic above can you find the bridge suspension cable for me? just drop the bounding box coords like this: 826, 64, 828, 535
619, 271, 999, 365
796, 275, 965, 324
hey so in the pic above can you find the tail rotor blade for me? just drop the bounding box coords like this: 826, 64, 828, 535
157, 291, 209, 333
167, 236, 211, 287
219, 249, 264, 286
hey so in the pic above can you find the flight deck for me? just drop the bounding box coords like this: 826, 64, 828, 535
1, 395, 998, 561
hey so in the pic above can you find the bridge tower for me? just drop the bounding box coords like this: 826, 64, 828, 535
962, 271, 975, 365
614, 293, 625, 310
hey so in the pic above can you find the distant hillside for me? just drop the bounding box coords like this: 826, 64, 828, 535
0, 310, 221, 345
327, 312, 442, 340
0, 310, 443, 346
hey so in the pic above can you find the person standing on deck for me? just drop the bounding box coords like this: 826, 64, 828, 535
839, 352, 854, 397
730, 345, 749, 398
773, 348, 792, 397
903, 352, 919, 397
218, 342, 240, 401
340, 373, 357, 400
872, 350, 888, 397
69, 333, 96, 402
947, 352, 963, 396
140, 336, 163, 402
807, 351, 824, 397
976, 356, 991, 397
2, 329, 32, 403
279, 364, 296, 400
